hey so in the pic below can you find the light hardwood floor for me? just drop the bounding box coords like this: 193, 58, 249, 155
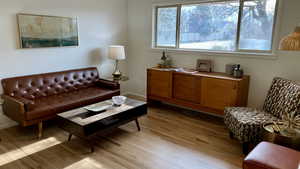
0, 102, 244, 169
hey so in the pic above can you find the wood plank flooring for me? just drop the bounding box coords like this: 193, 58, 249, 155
0, 102, 244, 169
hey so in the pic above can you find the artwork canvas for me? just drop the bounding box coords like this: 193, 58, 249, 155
17, 14, 79, 48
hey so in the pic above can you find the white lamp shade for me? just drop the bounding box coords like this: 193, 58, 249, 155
109, 45, 126, 60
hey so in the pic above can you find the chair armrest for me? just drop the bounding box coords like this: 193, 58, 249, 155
2, 95, 35, 112
95, 79, 120, 90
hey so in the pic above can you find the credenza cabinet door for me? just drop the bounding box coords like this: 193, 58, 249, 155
173, 73, 201, 103
201, 77, 238, 112
148, 70, 172, 98
147, 68, 249, 115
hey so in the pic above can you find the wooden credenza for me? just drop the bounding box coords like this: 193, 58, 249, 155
147, 68, 250, 115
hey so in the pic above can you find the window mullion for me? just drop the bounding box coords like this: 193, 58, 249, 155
235, 0, 244, 51
176, 5, 181, 49
154, 7, 158, 48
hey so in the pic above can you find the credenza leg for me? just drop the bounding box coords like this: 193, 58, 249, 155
135, 119, 141, 131
38, 121, 43, 139
68, 134, 73, 141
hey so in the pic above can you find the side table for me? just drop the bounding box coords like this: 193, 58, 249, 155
103, 76, 129, 83
263, 122, 300, 151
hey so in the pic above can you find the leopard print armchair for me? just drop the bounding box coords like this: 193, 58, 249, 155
224, 77, 300, 154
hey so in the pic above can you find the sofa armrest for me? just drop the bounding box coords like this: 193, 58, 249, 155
2, 95, 35, 112
95, 79, 120, 90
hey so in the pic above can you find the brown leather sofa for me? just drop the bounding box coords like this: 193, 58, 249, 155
1, 67, 120, 138
243, 142, 300, 169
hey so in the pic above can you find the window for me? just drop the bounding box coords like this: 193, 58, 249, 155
154, 0, 278, 53
156, 7, 178, 47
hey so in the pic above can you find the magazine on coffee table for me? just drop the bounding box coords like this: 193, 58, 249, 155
84, 101, 112, 112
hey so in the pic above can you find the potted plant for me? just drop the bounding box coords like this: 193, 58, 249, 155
281, 111, 300, 136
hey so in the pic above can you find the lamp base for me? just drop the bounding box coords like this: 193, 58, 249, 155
112, 70, 122, 80
112, 60, 122, 80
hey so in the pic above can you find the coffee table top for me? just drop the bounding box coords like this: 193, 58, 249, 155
57, 98, 146, 126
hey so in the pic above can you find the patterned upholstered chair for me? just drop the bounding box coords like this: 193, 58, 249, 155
224, 77, 300, 154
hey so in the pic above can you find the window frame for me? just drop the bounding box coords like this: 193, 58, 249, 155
154, 5, 180, 49
153, 0, 279, 54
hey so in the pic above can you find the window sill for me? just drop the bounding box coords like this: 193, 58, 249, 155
149, 48, 278, 60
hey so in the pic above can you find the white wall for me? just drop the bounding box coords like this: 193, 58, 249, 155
127, 0, 300, 108
0, 0, 128, 94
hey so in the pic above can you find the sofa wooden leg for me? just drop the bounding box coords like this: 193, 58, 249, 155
38, 122, 43, 139
243, 142, 249, 155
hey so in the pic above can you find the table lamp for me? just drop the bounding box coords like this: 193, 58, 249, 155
109, 45, 126, 80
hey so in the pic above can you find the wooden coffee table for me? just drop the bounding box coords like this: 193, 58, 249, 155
57, 98, 147, 152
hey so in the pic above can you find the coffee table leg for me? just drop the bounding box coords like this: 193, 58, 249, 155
90, 145, 94, 153
68, 134, 73, 141
87, 139, 95, 153
135, 119, 141, 131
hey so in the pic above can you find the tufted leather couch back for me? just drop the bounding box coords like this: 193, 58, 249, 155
1, 67, 100, 100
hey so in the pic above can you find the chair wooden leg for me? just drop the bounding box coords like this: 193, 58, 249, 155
243, 142, 249, 155
229, 131, 234, 139
38, 122, 43, 139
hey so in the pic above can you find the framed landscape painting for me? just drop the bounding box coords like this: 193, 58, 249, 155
17, 13, 79, 48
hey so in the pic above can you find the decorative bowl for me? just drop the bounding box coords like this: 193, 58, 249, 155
112, 96, 127, 106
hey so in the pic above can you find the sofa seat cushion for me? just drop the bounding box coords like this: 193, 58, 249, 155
224, 107, 280, 143
25, 87, 120, 121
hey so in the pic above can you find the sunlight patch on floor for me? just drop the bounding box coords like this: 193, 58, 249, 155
63, 157, 105, 169
0, 137, 62, 166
